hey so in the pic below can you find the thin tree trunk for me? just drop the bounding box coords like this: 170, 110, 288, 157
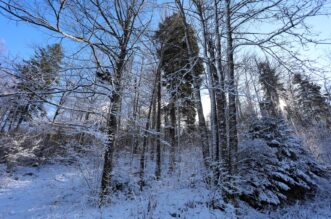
52, 91, 67, 123
139, 74, 158, 191
235, 77, 243, 121
193, 80, 211, 168
214, 0, 228, 167
14, 104, 27, 131
244, 69, 256, 116
150, 90, 157, 161
132, 73, 142, 154
164, 108, 169, 141
0, 107, 9, 130
207, 38, 221, 164
225, 0, 238, 174
117, 99, 122, 133
155, 67, 162, 180
1, 110, 9, 132
168, 99, 177, 173
176, 99, 181, 159
15, 111, 25, 131
177, 0, 210, 168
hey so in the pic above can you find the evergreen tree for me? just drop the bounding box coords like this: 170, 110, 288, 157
155, 13, 203, 172
155, 13, 203, 132
238, 117, 326, 208
291, 74, 331, 128
257, 61, 284, 118
7, 44, 63, 130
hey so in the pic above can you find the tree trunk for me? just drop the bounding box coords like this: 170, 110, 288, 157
15, 111, 25, 131
207, 37, 221, 164
139, 74, 158, 191
168, 99, 177, 173
225, 0, 238, 174
14, 104, 28, 131
150, 89, 157, 161
177, 0, 210, 168
52, 91, 67, 123
214, 0, 228, 167
99, 48, 126, 204
99, 91, 119, 205
155, 67, 162, 180
132, 72, 142, 154
193, 79, 211, 168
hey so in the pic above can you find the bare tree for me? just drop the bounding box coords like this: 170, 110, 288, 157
0, 0, 148, 204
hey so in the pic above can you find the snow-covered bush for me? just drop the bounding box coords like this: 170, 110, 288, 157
0, 124, 105, 171
297, 126, 331, 164
237, 117, 328, 209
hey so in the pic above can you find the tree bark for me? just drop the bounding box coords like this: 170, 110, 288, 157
139, 74, 158, 191
99, 48, 126, 204
214, 0, 228, 166
150, 88, 157, 161
132, 68, 143, 154
225, 0, 238, 174
168, 99, 177, 173
52, 91, 67, 123
206, 37, 221, 164
177, 0, 210, 168
155, 67, 162, 180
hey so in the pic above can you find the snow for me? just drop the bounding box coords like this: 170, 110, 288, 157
0, 148, 330, 219
0, 165, 100, 219
0, 150, 234, 219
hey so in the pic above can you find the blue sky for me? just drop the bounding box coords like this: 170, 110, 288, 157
0, 8, 330, 63
0, 7, 330, 118
0, 15, 59, 58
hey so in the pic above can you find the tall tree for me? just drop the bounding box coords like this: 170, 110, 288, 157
7, 44, 63, 131
192, 0, 219, 167
155, 63, 162, 179
291, 74, 331, 128
155, 12, 204, 171
0, 0, 148, 203
176, 0, 211, 169
213, 0, 228, 170
257, 61, 284, 118
225, 0, 238, 174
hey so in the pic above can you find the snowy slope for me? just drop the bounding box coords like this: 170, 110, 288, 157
0, 149, 331, 219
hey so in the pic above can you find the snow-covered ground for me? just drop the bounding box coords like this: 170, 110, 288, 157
1, 149, 331, 219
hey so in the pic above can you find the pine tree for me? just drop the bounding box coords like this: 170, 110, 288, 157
155, 13, 202, 132
238, 117, 327, 208
291, 74, 331, 128
155, 13, 203, 171
257, 61, 284, 118
6, 44, 63, 131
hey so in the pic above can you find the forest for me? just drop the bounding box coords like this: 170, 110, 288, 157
0, 0, 331, 218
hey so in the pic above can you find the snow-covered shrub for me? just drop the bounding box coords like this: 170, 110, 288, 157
237, 117, 328, 209
0, 124, 105, 170
296, 126, 331, 164
0, 131, 45, 170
